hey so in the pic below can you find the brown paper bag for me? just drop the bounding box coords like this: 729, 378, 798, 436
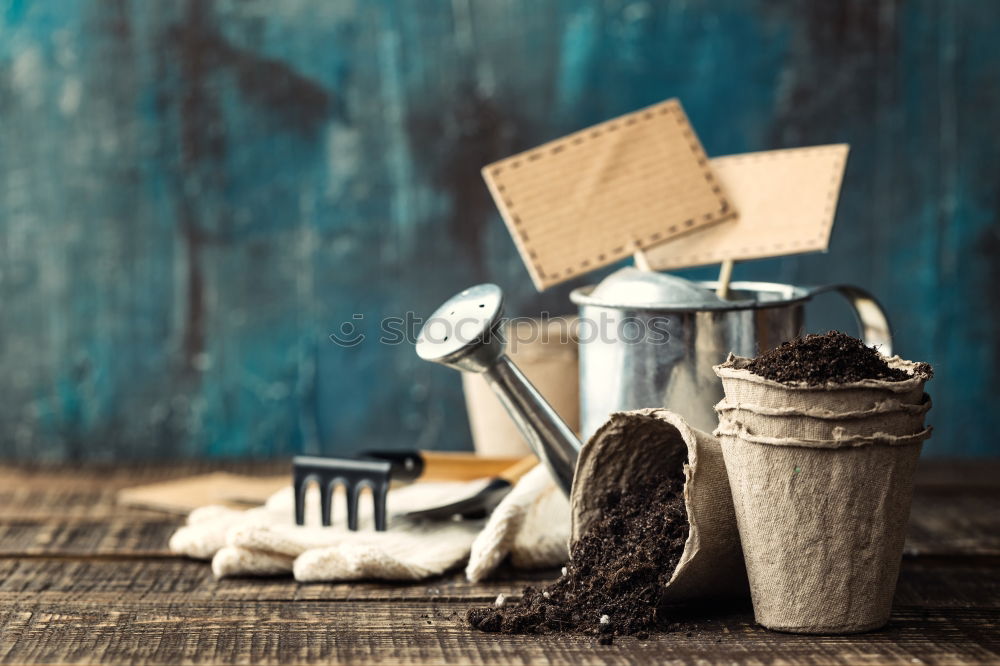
714, 354, 930, 414
570, 408, 748, 603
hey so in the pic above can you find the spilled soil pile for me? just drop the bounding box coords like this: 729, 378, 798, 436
746, 331, 928, 385
467, 472, 688, 637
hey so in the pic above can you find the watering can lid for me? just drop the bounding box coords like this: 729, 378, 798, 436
575, 267, 731, 310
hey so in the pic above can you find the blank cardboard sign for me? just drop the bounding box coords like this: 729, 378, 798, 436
642, 144, 850, 270
482, 99, 735, 290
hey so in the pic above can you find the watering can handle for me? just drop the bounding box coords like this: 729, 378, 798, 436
807, 284, 893, 356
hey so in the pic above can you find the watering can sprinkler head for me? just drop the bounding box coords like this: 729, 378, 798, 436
415, 284, 507, 373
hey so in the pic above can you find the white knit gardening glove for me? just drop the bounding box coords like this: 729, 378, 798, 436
465, 464, 571, 583
170, 481, 486, 581
170, 466, 571, 583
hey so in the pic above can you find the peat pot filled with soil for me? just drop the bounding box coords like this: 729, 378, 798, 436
714, 332, 934, 634
468, 409, 748, 637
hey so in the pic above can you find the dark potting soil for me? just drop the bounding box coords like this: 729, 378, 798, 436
746, 330, 931, 386
466, 473, 689, 636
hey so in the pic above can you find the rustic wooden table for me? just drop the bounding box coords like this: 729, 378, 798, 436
1, 461, 998, 665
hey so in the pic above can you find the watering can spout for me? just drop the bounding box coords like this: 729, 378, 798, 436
416, 284, 580, 496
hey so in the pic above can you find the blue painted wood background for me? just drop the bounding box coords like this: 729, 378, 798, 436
1, 0, 997, 460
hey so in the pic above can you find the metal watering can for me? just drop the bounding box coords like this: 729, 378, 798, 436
569, 268, 892, 439
416, 273, 891, 495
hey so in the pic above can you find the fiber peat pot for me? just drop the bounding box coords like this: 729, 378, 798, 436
714, 394, 931, 442
467, 408, 749, 637
571, 408, 748, 604
714, 354, 930, 413
712, 354, 933, 634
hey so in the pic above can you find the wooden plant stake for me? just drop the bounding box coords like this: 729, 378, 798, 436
716, 259, 735, 300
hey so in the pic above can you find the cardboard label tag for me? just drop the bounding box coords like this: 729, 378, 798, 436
482, 99, 736, 290
642, 145, 849, 270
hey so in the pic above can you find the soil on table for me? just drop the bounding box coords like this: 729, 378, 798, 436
746, 330, 931, 385
467, 470, 689, 637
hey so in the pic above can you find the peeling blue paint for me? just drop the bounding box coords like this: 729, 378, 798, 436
0, 0, 998, 460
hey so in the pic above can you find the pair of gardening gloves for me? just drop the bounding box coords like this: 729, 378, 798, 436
169, 464, 569, 583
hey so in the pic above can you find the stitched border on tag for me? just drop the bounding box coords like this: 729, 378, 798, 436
482, 98, 733, 289
642, 145, 848, 270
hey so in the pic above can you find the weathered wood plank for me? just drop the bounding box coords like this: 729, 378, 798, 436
4, 459, 997, 489
14, 508, 990, 562
1, 460, 995, 521
0, 463, 286, 521
0, 519, 179, 557
0, 487, 163, 521
0, 557, 996, 609
0, 464, 998, 664
2, 490, 996, 558
0, 599, 997, 665
0, 462, 288, 491
894, 559, 1000, 609
907, 492, 1000, 556
913, 461, 1000, 489
0, 558, 556, 604
3, 515, 995, 560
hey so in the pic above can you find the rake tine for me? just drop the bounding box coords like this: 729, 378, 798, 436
319, 478, 335, 527
293, 475, 308, 526
373, 482, 389, 532
345, 482, 360, 532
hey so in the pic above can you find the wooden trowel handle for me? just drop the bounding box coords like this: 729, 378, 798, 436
360, 450, 539, 482
416, 451, 529, 481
